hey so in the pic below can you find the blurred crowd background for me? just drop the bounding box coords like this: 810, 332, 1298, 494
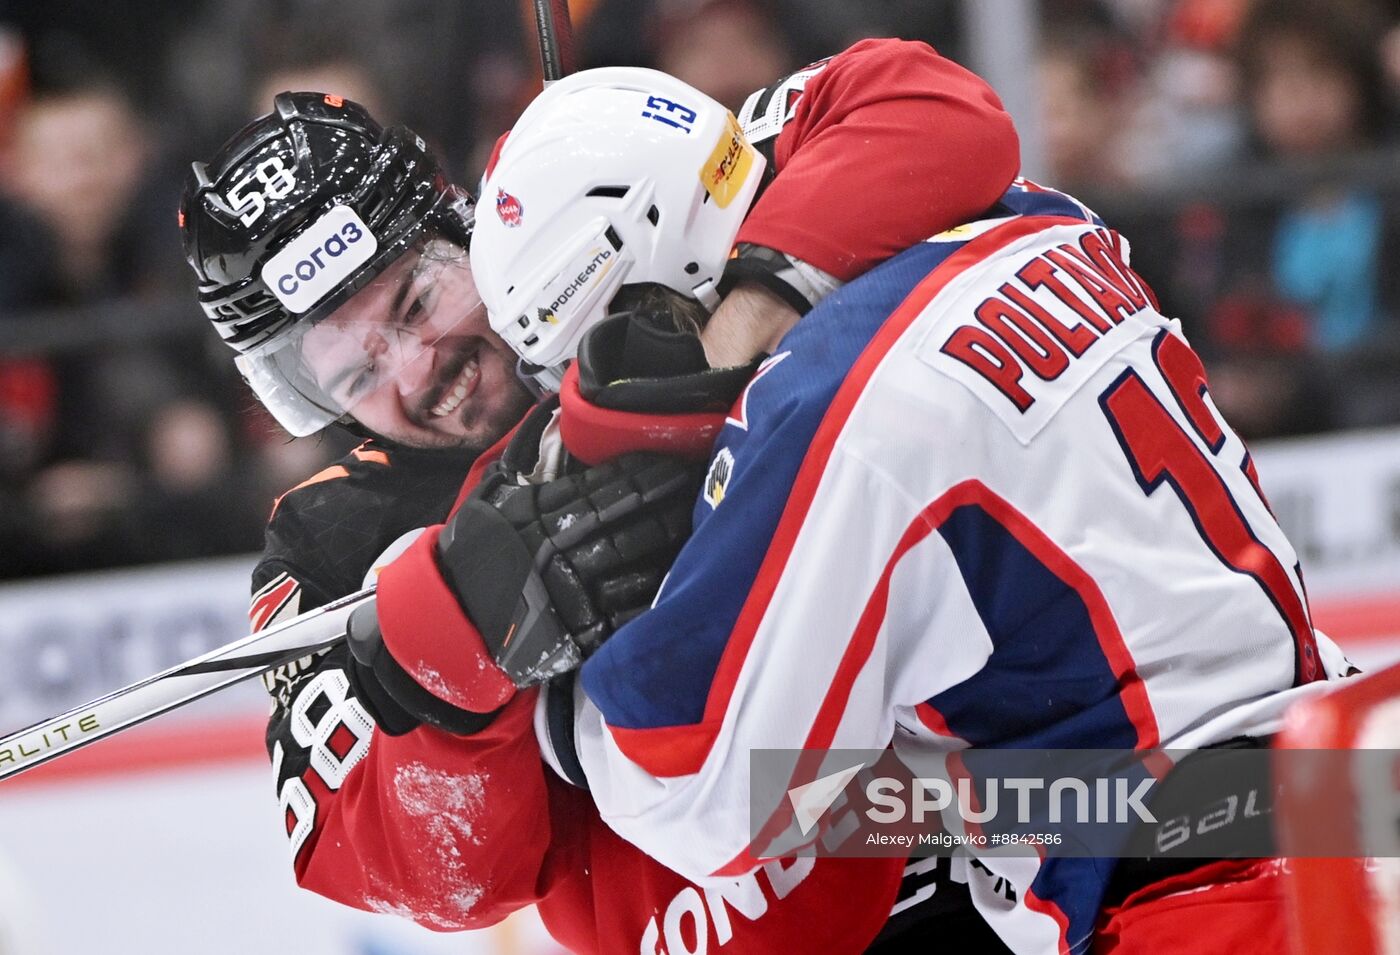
0, 0, 1396, 580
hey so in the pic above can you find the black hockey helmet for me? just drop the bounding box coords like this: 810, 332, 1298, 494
180, 92, 477, 434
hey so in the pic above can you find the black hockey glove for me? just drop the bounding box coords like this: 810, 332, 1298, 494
558, 307, 764, 465
441, 451, 703, 687
716, 243, 835, 317
575, 306, 761, 414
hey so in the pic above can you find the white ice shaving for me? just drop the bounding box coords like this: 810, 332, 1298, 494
411, 664, 458, 702
388, 763, 491, 916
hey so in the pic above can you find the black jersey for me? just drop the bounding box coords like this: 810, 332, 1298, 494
249, 440, 474, 803
251, 441, 474, 618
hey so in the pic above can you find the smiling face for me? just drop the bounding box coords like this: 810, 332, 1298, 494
299, 239, 534, 451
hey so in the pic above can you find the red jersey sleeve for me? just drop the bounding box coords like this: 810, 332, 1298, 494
735, 38, 1021, 282
282, 684, 559, 930
267, 428, 565, 931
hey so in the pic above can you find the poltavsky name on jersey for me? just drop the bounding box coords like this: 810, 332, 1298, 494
920, 223, 1168, 445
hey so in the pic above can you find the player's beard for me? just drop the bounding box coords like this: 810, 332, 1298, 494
401, 333, 534, 454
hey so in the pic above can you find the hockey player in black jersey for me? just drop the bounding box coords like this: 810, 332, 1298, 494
180, 92, 694, 802
180, 94, 525, 788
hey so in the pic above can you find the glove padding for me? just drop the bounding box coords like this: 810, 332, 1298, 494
576, 309, 761, 414
441, 451, 703, 688
346, 597, 502, 736
560, 310, 763, 466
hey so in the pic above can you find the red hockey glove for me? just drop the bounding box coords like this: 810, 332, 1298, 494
346, 597, 501, 735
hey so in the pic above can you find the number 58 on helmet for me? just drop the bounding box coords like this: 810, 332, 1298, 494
180, 92, 476, 436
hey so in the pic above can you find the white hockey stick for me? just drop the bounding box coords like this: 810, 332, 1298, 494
0, 586, 374, 782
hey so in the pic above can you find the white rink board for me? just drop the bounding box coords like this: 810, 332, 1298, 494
0, 556, 265, 734
1251, 425, 1400, 601
1251, 426, 1400, 669
0, 559, 559, 954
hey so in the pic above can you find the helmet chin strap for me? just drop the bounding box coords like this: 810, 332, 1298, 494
691, 276, 722, 313
516, 356, 564, 396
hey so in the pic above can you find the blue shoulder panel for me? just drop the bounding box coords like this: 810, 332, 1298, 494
580, 237, 970, 731
995, 180, 1104, 227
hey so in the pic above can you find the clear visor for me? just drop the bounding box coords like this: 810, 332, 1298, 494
237, 234, 482, 436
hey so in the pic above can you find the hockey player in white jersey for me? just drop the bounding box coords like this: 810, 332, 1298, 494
422, 74, 1356, 954
182, 41, 1028, 953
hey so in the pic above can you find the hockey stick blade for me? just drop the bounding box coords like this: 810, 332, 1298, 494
0, 586, 374, 782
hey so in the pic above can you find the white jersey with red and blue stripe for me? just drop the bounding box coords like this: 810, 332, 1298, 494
563, 183, 1348, 954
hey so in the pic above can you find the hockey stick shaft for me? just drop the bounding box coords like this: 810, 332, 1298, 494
0, 587, 374, 782
532, 0, 577, 83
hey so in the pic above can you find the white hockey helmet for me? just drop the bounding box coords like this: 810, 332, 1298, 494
470, 67, 766, 389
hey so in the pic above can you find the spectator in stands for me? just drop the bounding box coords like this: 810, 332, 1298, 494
652, 0, 796, 111
24, 457, 141, 574
0, 69, 152, 575
1236, 0, 1394, 353
1125, 0, 1249, 186
1037, 27, 1135, 196
0, 65, 251, 578
134, 398, 264, 563
0, 77, 150, 300
0, 27, 61, 308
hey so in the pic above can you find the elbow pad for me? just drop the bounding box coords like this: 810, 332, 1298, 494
717, 243, 842, 317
